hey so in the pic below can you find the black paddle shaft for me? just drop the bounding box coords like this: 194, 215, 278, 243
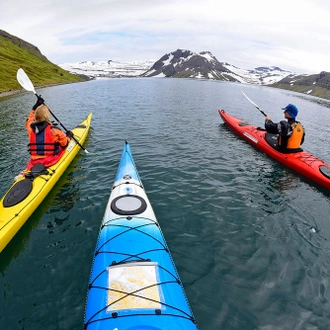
35, 93, 88, 153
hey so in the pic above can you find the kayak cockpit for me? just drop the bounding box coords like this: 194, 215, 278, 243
265, 133, 303, 154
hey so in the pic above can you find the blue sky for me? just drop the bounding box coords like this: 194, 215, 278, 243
1, 0, 330, 74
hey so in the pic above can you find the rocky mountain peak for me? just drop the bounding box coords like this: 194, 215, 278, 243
143, 49, 229, 79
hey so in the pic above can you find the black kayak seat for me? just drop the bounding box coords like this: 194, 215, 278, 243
265, 133, 303, 154
25, 163, 49, 180
75, 124, 86, 129
239, 121, 250, 126
3, 179, 33, 208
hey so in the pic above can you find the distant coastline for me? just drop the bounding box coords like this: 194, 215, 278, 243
0, 80, 87, 100
0, 90, 23, 99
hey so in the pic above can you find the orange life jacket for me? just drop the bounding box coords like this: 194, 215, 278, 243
287, 121, 304, 149
28, 123, 60, 156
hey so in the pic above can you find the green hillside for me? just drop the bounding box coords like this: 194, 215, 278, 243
271, 71, 330, 100
0, 30, 85, 94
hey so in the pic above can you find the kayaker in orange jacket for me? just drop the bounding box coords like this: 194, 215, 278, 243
265, 104, 305, 151
25, 97, 72, 170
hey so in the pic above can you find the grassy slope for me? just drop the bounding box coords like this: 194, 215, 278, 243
0, 36, 83, 94
273, 82, 330, 101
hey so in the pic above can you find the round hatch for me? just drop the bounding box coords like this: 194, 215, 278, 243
111, 195, 147, 215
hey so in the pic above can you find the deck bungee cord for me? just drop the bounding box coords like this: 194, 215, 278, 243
84, 141, 198, 329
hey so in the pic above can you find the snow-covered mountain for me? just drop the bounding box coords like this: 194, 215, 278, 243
221, 64, 293, 85
59, 49, 295, 85
59, 59, 155, 78
142, 49, 293, 85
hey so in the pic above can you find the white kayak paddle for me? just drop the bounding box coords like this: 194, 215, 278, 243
17, 68, 89, 154
241, 91, 267, 117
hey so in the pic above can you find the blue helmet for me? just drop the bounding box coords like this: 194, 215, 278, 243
282, 104, 298, 118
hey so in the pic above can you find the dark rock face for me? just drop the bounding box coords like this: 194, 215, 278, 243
143, 49, 230, 80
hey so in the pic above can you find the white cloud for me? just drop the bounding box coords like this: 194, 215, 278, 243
1, 0, 330, 73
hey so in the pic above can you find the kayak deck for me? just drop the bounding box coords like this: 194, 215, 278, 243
84, 141, 198, 330
0, 113, 92, 253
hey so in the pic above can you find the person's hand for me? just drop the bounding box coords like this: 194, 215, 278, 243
66, 130, 74, 138
32, 95, 45, 110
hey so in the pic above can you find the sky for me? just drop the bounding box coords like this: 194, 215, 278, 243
1, 0, 330, 74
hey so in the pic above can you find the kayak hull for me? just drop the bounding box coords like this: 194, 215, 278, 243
218, 109, 330, 189
84, 141, 198, 330
0, 113, 92, 253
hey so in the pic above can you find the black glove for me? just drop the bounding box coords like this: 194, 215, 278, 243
66, 130, 74, 138
32, 95, 45, 110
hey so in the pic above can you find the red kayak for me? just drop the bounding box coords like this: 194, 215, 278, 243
218, 109, 330, 190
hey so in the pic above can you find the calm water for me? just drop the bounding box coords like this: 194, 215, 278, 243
1, 78, 330, 330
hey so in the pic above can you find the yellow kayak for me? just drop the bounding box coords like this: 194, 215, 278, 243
0, 113, 92, 253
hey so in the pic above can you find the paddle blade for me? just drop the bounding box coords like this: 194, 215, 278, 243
17, 68, 37, 94
241, 91, 259, 109
241, 90, 267, 117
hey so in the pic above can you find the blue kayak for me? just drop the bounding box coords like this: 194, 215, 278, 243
84, 141, 198, 330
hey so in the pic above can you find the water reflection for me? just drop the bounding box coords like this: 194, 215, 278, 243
47, 169, 83, 213
258, 162, 301, 192
0, 153, 86, 274
2, 79, 330, 330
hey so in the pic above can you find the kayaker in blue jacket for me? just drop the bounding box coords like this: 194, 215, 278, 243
265, 104, 305, 151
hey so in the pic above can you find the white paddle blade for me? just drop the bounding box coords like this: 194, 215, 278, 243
241, 90, 267, 117
17, 68, 36, 94
241, 91, 259, 109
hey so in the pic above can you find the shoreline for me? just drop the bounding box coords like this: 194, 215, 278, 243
0, 80, 90, 100
2, 80, 330, 103
0, 89, 24, 99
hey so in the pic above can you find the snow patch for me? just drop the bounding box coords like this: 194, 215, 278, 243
222, 63, 291, 85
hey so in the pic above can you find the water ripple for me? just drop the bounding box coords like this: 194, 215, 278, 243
1, 79, 330, 330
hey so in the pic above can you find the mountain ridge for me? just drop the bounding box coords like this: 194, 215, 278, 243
60, 49, 296, 86
271, 71, 330, 100
0, 28, 329, 101
61, 49, 330, 100
141, 49, 296, 86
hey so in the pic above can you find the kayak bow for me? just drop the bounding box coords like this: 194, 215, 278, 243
219, 109, 330, 190
84, 141, 198, 330
0, 113, 92, 253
